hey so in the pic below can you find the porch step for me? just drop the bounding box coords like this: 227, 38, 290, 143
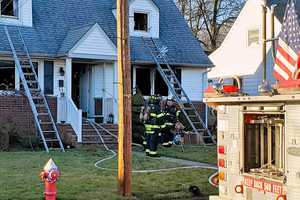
80, 120, 118, 146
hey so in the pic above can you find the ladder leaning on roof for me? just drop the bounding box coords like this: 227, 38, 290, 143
142, 37, 216, 145
4, 26, 65, 153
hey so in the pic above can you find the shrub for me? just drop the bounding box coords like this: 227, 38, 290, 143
60, 131, 74, 147
17, 134, 40, 150
0, 130, 9, 151
0, 120, 17, 151
132, 90, 145, 144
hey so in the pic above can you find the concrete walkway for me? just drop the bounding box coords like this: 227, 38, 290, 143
158, 156, 218, 170
134, 151, 218, 170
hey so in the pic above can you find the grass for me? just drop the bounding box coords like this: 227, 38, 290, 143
0, 148, 218, 200
159, 145, 217, 164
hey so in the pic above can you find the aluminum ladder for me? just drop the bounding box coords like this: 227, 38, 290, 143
4, 26, 65, 153
142, 37, 216, 145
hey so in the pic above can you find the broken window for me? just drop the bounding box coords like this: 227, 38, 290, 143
134, 12, 148, 31
136, 68, 151, 95
0, 0, 18, 17
155, 70, 168, 96
244, 114, 284, 180
0, 61, 15, 90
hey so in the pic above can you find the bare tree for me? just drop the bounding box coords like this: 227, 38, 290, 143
176, 0, 245, 54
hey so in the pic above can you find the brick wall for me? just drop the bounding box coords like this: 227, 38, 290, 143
0, 93, 57, 136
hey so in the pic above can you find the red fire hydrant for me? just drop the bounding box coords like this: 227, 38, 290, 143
40, 159, 60, 200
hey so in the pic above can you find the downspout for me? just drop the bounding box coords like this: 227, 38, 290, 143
270, 5, 277, 60
203, 68, 212, 128
258, 1, 275, 95
262, 1, 267, 82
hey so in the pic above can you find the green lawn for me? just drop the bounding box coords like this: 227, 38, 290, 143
159, 145, 217, 164
0, 148, 217, 200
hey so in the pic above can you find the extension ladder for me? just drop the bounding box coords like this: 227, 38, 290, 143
4, 26, 64, 152
142, 37, 216, 145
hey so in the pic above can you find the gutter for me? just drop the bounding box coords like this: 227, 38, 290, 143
132, 60, 215, 68
0, 51, 216, 69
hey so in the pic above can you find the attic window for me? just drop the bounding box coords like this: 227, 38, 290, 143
134, 13, 148, 32
247, 29, 260, 46
0, 0, 18, 17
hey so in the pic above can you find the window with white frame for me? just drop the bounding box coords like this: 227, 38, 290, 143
247, 29, 260, 46
0, 0, 18, 17
134, 12, 148, 32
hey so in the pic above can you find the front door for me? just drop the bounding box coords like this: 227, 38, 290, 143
72, 63, 90, 118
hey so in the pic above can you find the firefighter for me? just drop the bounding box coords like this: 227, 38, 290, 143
143, 95, 161, 157
161, 99, 180, 147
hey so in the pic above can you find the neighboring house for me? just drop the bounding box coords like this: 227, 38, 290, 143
209, 0, 292, 96
0, 0, 212, 144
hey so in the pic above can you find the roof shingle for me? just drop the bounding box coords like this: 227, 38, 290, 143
0, 0, 212, 67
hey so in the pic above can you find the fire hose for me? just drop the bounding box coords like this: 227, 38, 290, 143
90, 121, 218, 176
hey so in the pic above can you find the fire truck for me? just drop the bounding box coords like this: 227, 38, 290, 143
203, 0, 300, 198
204, 91, 300, 200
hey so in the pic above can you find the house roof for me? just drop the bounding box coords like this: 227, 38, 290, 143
267, 0, 300, 22
0, 0, 212, 68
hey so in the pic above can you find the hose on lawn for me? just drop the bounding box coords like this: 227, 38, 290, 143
90, 121, 218, 174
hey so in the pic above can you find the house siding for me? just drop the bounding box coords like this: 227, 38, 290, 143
20, 0, 33, 26
181, 68, 206, 101
70, 24, 117, 58
54, 60, 66, 96
242, 53, 276, 96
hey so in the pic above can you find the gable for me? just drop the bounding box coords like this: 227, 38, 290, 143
69, 24, 117, 60
209, 0, 282, 78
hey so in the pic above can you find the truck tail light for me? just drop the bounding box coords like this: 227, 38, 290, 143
235, 185, 243, 194
219, 172, 226, 181
218, 146, 225, 154
218, 159, 226, 168
277, 195, 286, 200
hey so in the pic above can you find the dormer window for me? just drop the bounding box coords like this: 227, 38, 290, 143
128, 0, 159, 38
134, 13, 148, 32
0, 0, 18, 18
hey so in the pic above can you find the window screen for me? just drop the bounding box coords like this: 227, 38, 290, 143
44, 61, 54, 95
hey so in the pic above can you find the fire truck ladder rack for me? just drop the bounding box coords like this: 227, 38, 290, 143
4, 26, 65, 153
142, 37, 216, 145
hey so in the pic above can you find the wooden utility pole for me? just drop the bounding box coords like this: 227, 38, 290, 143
117, 0, 132, 197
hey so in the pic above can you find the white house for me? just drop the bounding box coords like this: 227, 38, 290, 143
0, 0, 213, 144
208, 0, 291, 95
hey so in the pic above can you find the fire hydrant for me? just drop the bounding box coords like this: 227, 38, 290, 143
40, 159, 60, 200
